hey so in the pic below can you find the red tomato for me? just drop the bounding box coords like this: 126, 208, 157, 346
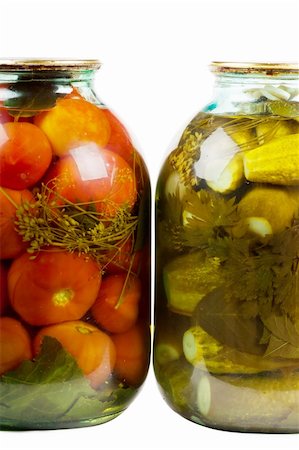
91, 274, 141, 333
0, 187, 34, 259
44, 147, 137, 216
103, 110, 134, 164
104, 237, 141, 274
34, 98, 111, 157
34, 320, 116, 387
8, 251, 101, 326
0, 317, 32, 375
112, 324, 149, 386
0, 262, 8, 315
0, 122, 53, 189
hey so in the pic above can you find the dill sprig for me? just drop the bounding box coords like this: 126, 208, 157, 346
170, 130, 203, 187
13, 183, 139, 268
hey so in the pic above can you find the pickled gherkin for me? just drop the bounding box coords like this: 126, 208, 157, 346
244, 134, 299, 185
183, 325, 298, 373
163, 252, 221, 315
154, 62, 299, 433
195, 371, 299, 431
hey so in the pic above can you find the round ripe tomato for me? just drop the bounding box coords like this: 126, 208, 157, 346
45, 147, 137, 216
0, 317, 32, 375
102, 110, 134, 164
104, 238, 141, 274
34, 98, 111, 157
0, 262, 8, 315
0, 122, 53, 189
91, 274, 141, 333
8, 251, 101, 326
0, 187, 34, 259
112, 324, 149, 386
34, 320, 116, 387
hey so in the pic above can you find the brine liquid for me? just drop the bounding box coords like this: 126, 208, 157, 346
154, 112, 299, 433
0, 85, 150, 430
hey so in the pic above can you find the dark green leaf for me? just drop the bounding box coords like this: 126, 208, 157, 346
181, 189, 238, 250
1, 335, 85, 386
159, 188, 239, 252
4, 82, 65, 117
0, 336, 93, 423
184, 189, 238, 231
193, 288, 265, 355
0, 336, 135, 426
262, 314, 299, 359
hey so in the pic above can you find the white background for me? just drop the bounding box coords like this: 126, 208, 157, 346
1, 0, 299, 449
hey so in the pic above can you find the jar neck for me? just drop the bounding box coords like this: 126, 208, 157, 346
205, 72, 299, 115
0, 68, 96, 83
0, 70, 99, 105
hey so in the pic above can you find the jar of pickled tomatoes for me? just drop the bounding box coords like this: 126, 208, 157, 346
154, 62, 299, 433
0, 59, 150, 430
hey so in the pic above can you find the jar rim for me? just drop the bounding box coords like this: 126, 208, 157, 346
210, 61, 299, 75
0, 59, 101, 72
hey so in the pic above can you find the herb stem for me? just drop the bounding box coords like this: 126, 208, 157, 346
0, 187, 19, 208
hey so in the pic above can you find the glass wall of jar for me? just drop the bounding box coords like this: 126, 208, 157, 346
0, 59, 150, 430
154, 62, 299, 433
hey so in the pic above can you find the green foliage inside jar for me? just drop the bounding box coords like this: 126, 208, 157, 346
155, 81, 299, 432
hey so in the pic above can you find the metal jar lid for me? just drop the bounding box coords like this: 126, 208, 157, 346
0, 59, 101, 72
210, 61, 299, 76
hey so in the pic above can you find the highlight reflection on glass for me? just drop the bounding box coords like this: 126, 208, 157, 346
70, 144, 109, 182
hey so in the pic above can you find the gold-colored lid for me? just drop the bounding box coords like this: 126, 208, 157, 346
0, 59, 101, 71
210, 62, 299, 75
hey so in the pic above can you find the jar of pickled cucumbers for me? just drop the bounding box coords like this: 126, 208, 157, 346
0, 59, 150, 430
154, 62, 299, 433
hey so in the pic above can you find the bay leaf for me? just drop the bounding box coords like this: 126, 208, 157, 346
262, 314, 299, 359
193, 287, 265, 355
264, 335, 299, 359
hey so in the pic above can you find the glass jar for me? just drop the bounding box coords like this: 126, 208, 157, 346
0, 59, 150, 430
154, 62, 299, 433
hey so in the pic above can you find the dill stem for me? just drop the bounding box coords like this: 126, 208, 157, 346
115, 255, 135, 309
0, 187, 19, 208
